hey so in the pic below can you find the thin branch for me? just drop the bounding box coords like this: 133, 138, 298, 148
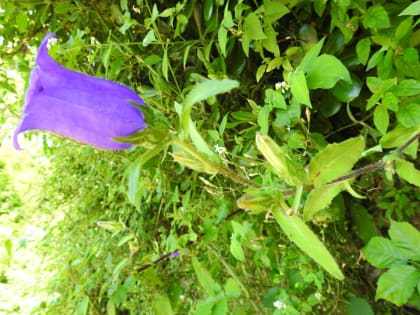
395, 132, 420, 155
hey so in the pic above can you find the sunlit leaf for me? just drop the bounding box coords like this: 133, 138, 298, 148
376, 265, 420, 306
306, 54, 351, 89
272, 206, 344, 280
399, 1, 420, 16
389, 220, 420, 260
290, 70, 311, 107
395, 159, 420, 187
309, 137, 365, 186
256, 133, 306, 186
152, 294, 174, 315
303, 183, 344, 221
243, 12, 266, 40
362, 237, 406, 269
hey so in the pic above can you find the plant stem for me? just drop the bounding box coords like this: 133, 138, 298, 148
328, 132, 419, 185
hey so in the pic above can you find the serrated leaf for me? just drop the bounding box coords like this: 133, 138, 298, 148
362, 237, 406, 269
376, 265, 420, 306
290, 70, 311, 107
306, 54, 351, 89
272, 206, 344, 280
303, 183, 344, 221
389, 220, 420, 260
395, 159, 420, 187
309, 137, 365, 186
192, 256, 221, 295
256, 133, 306, 186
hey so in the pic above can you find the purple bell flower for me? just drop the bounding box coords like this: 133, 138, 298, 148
14, 33, 146, 150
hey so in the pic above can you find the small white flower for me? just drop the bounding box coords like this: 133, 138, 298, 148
315, 292, 322, 300
179, 294, 185, 301
275, 81, 290, 93
273, 300, 287, 310
214, 144, 226, 155
47, 37, 58, 50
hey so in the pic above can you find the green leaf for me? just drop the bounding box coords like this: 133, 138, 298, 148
256, 133, 306, 186
290, 70, 311, 107
152, 294, 173, 315
331, 74, 362, 102
230, 238, 245, 262
309, 137, 365, 186
397, 103, 420, 128
181, 79, 238, 159
380, 126, 420, 148
142, 29, 156, 47
182, 79, 239, 133
399, 1, 420, 16
258, 105, 272, 135
391, 79, 420, 96
376, 265, 420, 306
243, 12, 266, 40
224, 278, 241, 299
213, 298, 228, 315
303, 183, 344, 221
362, 5, 390, 29
373, 104, 389, 135
395, 17, 413, 40
264, 0, 290, 24
395, 159, 420, 187
345, 297, 374, 315
106, 300, 116, 315
16, 11, 28, 33
193, 299, 214, 315
299, 37, 325, 72
362, 237, 406, 269
306, 54, 351, 89
192, 256, 221, 295
218, 26, 228, 57
389, 220, 420, 260
356, 38, 371, 65
272, 206, 344, 280
77, 296, 89, 315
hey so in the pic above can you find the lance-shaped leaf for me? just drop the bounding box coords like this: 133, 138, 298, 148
272, 205, 344, 280
256, 133, 306, 186
309, 137, 365, 187
14, 33, 146, 150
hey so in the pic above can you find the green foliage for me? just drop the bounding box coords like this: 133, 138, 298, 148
363, 221, 420, 308
1, 0, 420, 314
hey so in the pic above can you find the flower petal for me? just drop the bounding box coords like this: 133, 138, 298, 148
14, 33, 146, 150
